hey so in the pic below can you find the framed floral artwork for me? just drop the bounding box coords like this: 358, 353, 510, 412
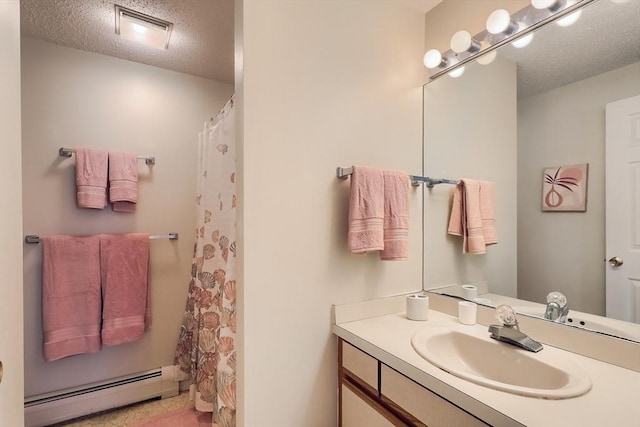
542, 163, 589, 212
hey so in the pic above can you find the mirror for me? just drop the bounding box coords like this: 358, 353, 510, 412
423, 0, 640, 342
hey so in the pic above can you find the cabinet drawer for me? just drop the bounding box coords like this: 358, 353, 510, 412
342, 341, 378, 391
380, 364, 489, 427
342, 384, 402, 427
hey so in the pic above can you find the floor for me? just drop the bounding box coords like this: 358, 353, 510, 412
49, 392, 196, 427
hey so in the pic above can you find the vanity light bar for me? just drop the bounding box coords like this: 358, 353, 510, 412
425, 0, 598, 81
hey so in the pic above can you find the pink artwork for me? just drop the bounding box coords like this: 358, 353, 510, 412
542, 163, 589, 212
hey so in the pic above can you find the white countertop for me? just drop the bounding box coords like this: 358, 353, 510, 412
333, 307, 640, 427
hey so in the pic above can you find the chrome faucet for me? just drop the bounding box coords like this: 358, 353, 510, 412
488, 305, 543, 353
544, 291, 569, 323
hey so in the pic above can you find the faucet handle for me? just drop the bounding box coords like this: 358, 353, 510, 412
546, 291, 567, 308
495, 304, 518, 327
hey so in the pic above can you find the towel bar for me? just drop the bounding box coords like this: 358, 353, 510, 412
24, 233, 178, 244
336, 166, 459, 188
59, 147, 155, 165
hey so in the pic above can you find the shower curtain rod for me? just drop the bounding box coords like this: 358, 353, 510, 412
336, 166, 459, 188
59, 147, 156, 165
24, 233, 179, 244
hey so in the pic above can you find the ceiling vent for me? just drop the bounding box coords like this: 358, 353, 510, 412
115, 5, 173, 50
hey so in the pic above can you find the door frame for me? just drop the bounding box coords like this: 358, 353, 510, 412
0, 1, 25, 426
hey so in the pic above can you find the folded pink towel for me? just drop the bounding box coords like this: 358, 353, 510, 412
76, 148, 108, 209
448, 179, 497, 254
109, 152, 138, 213
100, 233, 150, 345
380, 170, 410, 261
42, 235, 102, 362
348, 165, 385, 253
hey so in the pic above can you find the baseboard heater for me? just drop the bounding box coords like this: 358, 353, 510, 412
24, 366, 179, 427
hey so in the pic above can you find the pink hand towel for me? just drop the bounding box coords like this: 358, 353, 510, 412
448, 179, 497, 254
100, 233, 150, 346
76, 148, 108, 209
42, 235, 102, 362
109, 151, 138, 213
380, 170, 410, 261
480, 181, 498, 245
348, 165, 385, 253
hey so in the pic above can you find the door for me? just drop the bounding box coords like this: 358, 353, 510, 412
606, 95, 640, 323
0, 1, 25, 426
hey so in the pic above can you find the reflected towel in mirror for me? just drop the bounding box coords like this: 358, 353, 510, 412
448, 179, 497, 254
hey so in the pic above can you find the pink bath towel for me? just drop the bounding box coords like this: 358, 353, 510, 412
380, 170, 410, 261
109, 151, 138, 213
76, 148, 108, 209
42, 235, 102, 362
100, 233, 150, 345
448, 179, 497, 254
348, 165, 385, 253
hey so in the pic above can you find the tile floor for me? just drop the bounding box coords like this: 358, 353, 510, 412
48, 392, 194, 427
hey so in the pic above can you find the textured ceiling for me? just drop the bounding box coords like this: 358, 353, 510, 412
500, 0, 640, 98
20, 0, 235, 84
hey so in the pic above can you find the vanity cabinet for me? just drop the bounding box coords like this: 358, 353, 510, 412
338, 338, 488, 427
341, 384, 400, 427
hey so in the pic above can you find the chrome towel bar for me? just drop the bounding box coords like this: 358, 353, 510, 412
336, 166, 459, 188
25, 233, 178, 244
59, 147, 155, 165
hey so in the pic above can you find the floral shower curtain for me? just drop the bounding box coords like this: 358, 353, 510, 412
174, 97, 236, 427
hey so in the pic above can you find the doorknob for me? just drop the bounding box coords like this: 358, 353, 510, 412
0, 360, 3, 384
608, 256, 624, 267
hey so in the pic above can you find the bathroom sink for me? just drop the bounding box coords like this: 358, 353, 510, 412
411, 327, 591, 399
513, 306, 640, 341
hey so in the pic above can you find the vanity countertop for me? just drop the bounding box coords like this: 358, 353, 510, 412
332, 302, 640, 427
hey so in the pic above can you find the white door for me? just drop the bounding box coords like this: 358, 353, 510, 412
606, 95, 640, 323
0, 1, 25, 426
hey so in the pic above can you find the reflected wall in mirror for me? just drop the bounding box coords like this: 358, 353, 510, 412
423, 0, 640, 342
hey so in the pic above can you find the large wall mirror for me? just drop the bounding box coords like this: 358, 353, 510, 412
423, 0, 640, 342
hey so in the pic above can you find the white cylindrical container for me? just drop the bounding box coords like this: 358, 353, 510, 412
458, 301, 477, 325
462, 284, 478, 300
406, 294, 429, 321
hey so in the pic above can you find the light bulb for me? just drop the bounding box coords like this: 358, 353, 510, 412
477, 50, 497, 65
531, 0, 563, 10
556, 9, 581, 26
451, 30, 479, 53
448, 65, 465, 78
423, 49, 443, 69
512, 33, 534, 48
486, 9, 514, 34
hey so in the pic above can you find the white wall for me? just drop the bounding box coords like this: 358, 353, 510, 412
0, 2, 25, 425
21, 38, 233, 396
423, 57, 518, 296
237, 1, 425, 425
518, 62, 640, 315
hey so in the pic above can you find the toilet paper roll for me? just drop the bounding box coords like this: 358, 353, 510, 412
462, 284, 478, 299
458, 301, 477, 325
406, 294, 429, 321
